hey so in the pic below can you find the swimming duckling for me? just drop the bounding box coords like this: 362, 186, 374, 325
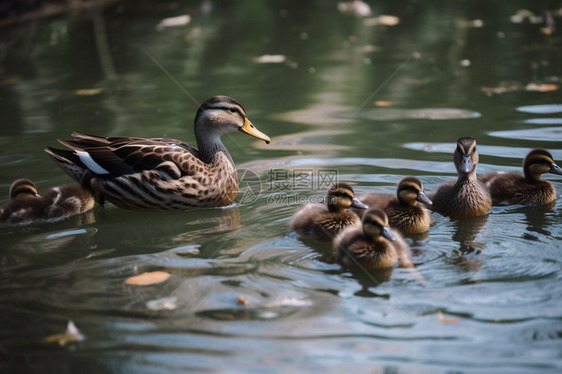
45, 96, 270, 211
354, 176, 432, 235
333, 208, 413, 269
429, 137, 492, 218
0, 179, 96, 224
479, 148, 562, 205
290, 182, 367, 241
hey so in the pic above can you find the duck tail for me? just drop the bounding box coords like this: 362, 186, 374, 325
44, 146, 95, 191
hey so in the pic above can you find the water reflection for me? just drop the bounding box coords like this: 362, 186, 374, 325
449, 214, 488, 273
1, 1, 562, 372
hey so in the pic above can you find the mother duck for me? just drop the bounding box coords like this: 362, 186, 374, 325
45, 96, 270, 211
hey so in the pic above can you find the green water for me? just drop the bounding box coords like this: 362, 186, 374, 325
1, 1, 562, 372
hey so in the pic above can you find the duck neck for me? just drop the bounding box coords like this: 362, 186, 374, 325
195, 130, 235, 166
458, 168, 477, 182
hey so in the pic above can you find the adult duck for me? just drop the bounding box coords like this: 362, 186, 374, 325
479, 148, 562, 205
45, 96, 270, 211
429, 137, 492, 218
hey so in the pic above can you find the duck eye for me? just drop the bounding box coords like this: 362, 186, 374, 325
229, 108, 237, 113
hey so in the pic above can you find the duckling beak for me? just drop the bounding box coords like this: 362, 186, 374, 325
239, 118, 271, 144
459, 155, 473, 174
381, 226, 397, 241
417, 191, 433, 206
550, 162, 562, 175
351, 198, 368, 209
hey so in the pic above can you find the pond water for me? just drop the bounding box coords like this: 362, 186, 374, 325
1, 1, 562, 372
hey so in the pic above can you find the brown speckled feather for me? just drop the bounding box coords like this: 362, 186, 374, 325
430, 178, 491, 218
0, 180, 95, 224
334, 225, 411, 269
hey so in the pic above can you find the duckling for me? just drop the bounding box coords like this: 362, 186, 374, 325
429, 137, 492, 218
290, 182, 368, 241
0, 178, 96, 224
44, 96, 270, 211
479, 148, 562, 205
333, 208, 413, 269
354, 176, 432, 235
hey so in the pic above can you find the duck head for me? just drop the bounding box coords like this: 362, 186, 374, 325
397, 176, 432, 206
524, 148, 562, 181
326, 182, 367, 213
454, 137, 479, 176
9, 178, 39, 200
362, 208, 396, 241
194, 96, 270, 144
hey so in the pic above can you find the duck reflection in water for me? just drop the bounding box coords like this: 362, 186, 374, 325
449, 214, 488, 273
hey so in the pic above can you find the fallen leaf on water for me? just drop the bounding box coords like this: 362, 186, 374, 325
74, 88, 103, 96
237, 295, 251, 306
44, 321, 85, 346
456, 19, 484, 28
156, 14, 191, 31
526, 83, 558, 92
437, 310, 460, 324
337, 1, 372, 17
253, 54, 287, 64
510, 10, 543, 24
481, 82, 523, 95
125, 271, 170, 286
374, 100, 392, 107
146, 296, 178, 311
364, 15, 400, 27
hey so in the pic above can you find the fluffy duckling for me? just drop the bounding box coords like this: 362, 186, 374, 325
429, 137, 492, 218
333, 208, 413, 269
355, 176, 432, 235
479, 148, 562, 205
45, 96, 270, 211
0, 179, 96, 224
290, 182, 368, 241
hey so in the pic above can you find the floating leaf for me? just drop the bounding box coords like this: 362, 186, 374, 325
437, 310, 460, 324
156, 14, 191, 31
364, 15, 400, 26
456, 19, 484, 28
374, 100, 392, 107
125, 271, 170, 286
253, 54, 287, 64
481, 83, 522, 95
74, 88, 103, 96
44, 321, 85, 346
237, 295, 251, 306
146, 296, 178, 311
337, 1, 372, 17
525, 83, 558, 92
510, 10, 542, 24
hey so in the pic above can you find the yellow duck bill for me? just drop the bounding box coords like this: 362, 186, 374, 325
239, 118, 271, 144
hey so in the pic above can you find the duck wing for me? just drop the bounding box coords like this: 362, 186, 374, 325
47, 132, 201, 180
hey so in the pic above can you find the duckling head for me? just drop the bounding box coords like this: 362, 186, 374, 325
9, 179, 39, 200
195, 96, 270, 144
454, 137, 479, 176
524, 148, 562, 181
326, 182, 368, 213
397, 176, 432, 206
362, 208, 396, 241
